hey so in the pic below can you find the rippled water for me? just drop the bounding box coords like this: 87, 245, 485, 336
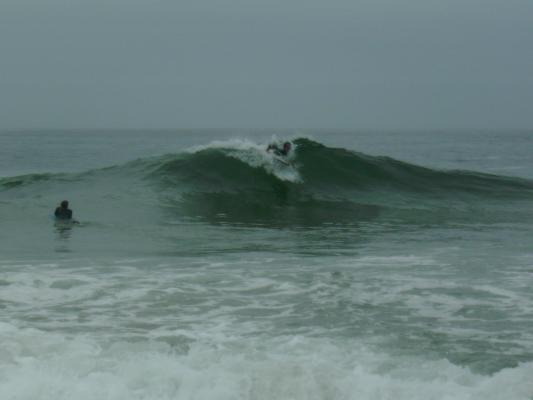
1, 130, 532, 399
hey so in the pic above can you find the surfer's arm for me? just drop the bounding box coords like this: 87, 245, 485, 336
266, 144, 279, 153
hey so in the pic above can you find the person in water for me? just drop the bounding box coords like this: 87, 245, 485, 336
54, 200, 73, 220
267, 141, 292, 156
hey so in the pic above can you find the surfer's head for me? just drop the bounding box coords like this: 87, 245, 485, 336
60, 200, 69, 209
283, 142, 292, 153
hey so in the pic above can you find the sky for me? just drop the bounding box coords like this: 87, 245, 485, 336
0, 0, 532, 130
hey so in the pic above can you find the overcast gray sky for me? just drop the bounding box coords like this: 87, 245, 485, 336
1, 0, 532, 130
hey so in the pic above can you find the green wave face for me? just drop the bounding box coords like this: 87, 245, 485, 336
149, 138, 533, 195
146, 138, 533, 226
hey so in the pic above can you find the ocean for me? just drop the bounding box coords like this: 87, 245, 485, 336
1, 130, 532, 399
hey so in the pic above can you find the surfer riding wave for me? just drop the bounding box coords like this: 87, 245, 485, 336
266, 141, 292, 157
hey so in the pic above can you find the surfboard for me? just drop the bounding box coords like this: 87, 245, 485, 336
273, 155, 291, 166
51, 215, 80, 225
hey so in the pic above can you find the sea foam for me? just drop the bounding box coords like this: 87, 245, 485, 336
1, 322, 532, 400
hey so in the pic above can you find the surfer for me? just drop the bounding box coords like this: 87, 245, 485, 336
54, 200, 76, 221
266, 141, 292, 157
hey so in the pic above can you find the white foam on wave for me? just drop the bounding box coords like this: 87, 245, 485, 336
1, 322, 532, 400
187, 138, 302, 183
2, 255, 532, 399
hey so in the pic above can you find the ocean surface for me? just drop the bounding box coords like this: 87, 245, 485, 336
1, 130, 532, 399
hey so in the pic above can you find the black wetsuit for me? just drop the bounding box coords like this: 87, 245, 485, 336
55, 207, 73, 220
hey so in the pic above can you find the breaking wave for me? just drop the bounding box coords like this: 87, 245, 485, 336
2, 138, 533, 226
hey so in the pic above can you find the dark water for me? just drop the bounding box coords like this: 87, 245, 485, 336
1, 130, 532, 399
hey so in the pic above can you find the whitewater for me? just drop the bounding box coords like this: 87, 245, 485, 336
1, 130, 532, 399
